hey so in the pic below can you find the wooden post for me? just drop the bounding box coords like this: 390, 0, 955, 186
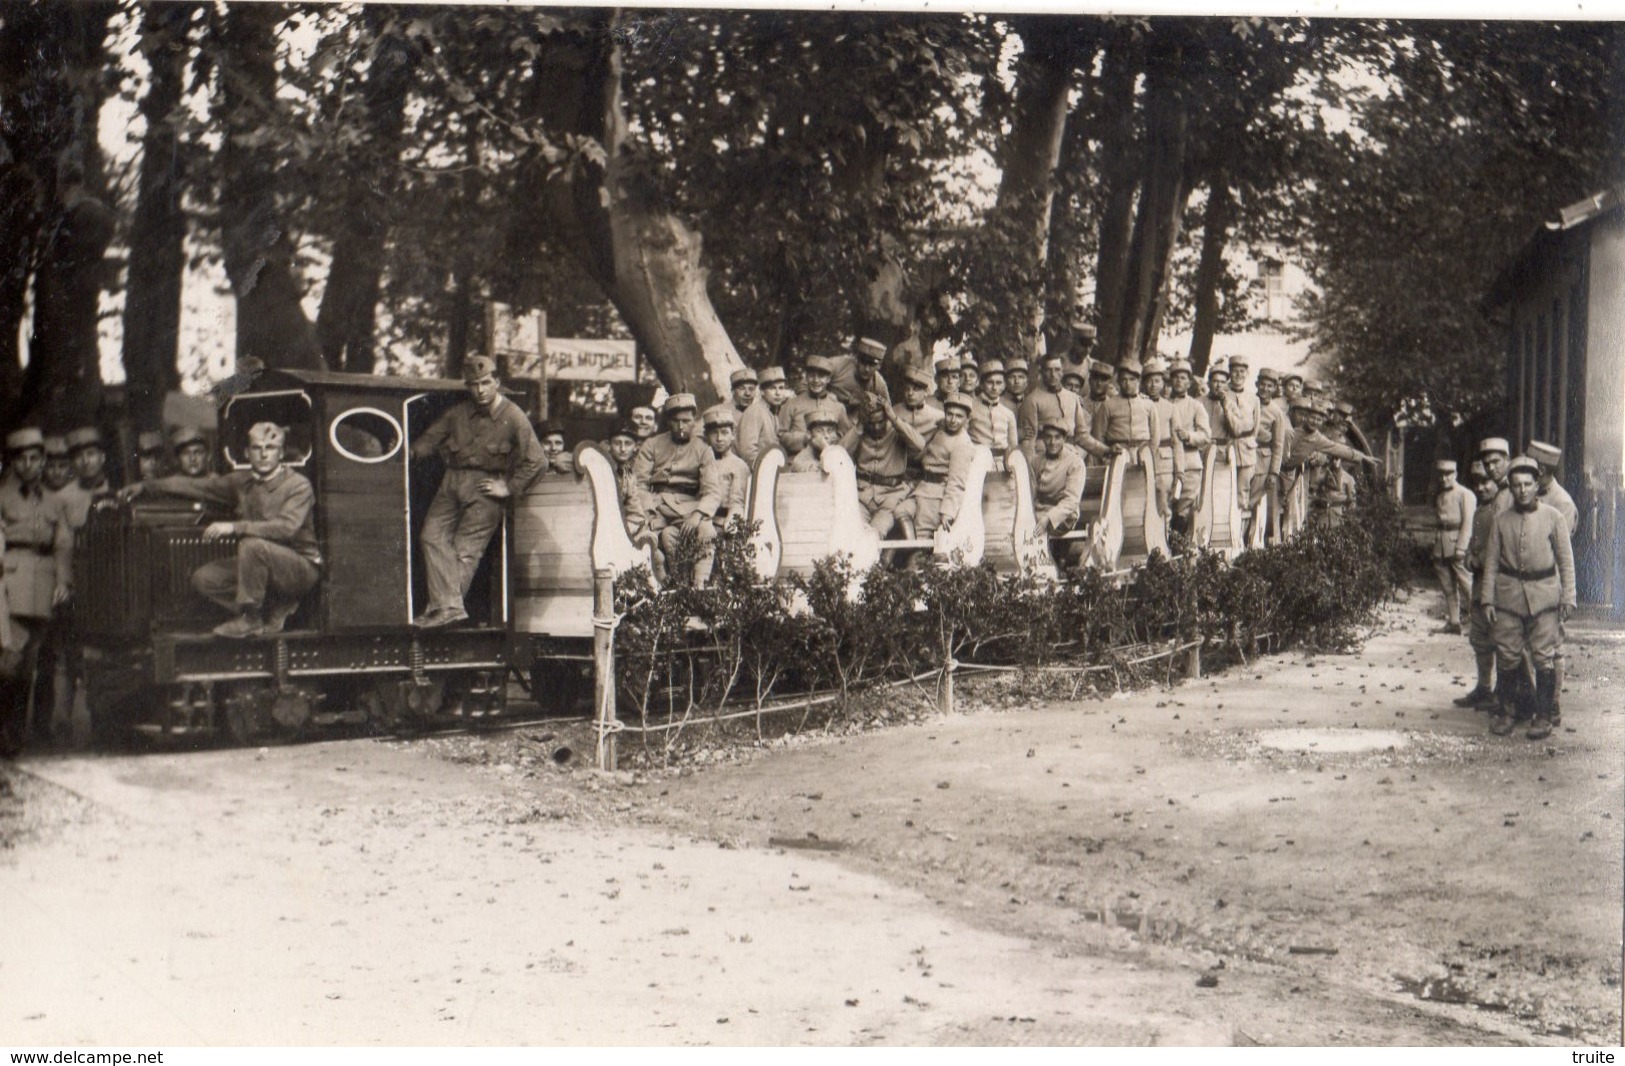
1183, 638, 1202, 680
592, 567, 618, 770
939, 640, 955, 716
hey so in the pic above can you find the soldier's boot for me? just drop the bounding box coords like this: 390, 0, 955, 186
1453, 650, 1496, 708
1488, 673, 1519, 736
1550, 656, 1564, 727
1526, 669, 1557, 740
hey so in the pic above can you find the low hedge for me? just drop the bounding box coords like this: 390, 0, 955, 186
611, 491, 1411, 740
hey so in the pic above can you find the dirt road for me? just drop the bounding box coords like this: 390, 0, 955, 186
2, 592, 1620, 1046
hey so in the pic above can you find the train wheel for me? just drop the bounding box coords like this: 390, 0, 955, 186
222, 683, 275, 746
362, 677, 444, 734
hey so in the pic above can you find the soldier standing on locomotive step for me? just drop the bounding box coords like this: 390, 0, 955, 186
1431, 459, 1477, 634
1481, 456, 1576, 740
0, 429, 73, 755
125, 422, 321, 639
410, 355, 544, 628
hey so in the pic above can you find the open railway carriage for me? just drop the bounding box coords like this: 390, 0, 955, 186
1193, 442, 1245, 559
1089, 446, 1169, 570
78, 369, 527, 742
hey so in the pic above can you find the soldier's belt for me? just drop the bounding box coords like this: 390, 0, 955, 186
650, 479, 700, 495
1501, 565, 1557, 582
4, 543, 54, 556
1436, 522, 1462, 530
920, 471, 949, 485
713, 508, 729, 519
856, 470, 904, 488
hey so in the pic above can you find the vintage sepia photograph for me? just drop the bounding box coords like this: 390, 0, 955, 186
0, 0, 1621, 1049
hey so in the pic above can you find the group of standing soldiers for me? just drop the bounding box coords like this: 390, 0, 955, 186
0, 422, 214, 753
576, 336, 1381, 582
1436, 437, 1578, 740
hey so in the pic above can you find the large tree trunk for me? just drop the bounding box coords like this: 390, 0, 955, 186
15, 0, 116, 428
990, 16, 1090, 361
510, 13, 741, 406
215, 3, 322, 371
1185, 176, 1233, 376
0, 6, 48, 409
1113, 34, 1191, 365
315, 6, 416, 374
122, 1, 194, 429
1090, 35, 1143, 366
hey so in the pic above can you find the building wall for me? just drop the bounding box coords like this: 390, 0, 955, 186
1503, 231, 1593, 486
1586, 212, 1625, 488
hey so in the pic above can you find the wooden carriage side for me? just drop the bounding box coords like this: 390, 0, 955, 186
512, 441, 653, 639
747, 444, 881, 583
978, 449, 1057, 578
1194, 442, 1245, 559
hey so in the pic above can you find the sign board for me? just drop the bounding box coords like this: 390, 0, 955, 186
537, 338, 637, 382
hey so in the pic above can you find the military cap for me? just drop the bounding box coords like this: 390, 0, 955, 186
1227, 354, 1250, 368
136, 430, 166, 455
1526, 440, 1561, 467
461, 355, 498, 382
1004, 358, 1030, 375
1289, 397, 1317, 414
1168, 358, 1193, 377
5, 427, 45, 452
757, 367, 788, 387
1508, 456, 1540, 478
247, 422, 287, 447
934, 357, 962, 376
169, 425, 207, 450
1116, 358, 1143, 377
1061, 368, 1085, 386
941, 395, 973, 415
960, 361, 980, 378
903, 366, 934, 390
1207, 359, 1230, 378
1280, 369, 1304, 384
729, 368, 758, 387
803, 355, 836, 376
1256, 367, 1279, 382
662, 393, 698, 417
1304, 379, 1326, 394
805, 410, 841, 429
606, 423, 637, 442
1434, 459, 1458, 474
1468, 460, 1489, 481
979, 359, 1006, 377
65, 426, 104, 452
43, 434, 68, 458
1086, 358, 1114, 379
1333, 400, 1355, 417
1141, 357, 1169, 378
537, 419, 566, 438
1476, 437, 1510, 457
1037, 418, 1069, 437
855, 337, 887, 360
1070, 317, 1097, 338
703, 404, 737, 430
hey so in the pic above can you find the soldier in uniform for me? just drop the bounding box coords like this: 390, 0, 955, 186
931, 357, 961, 411
1526, 440, 1577, 533
1002, 359, 1030, 416
897, 366, 943, 439
1017, 352, 1108, 460
41, 436, 74, 493
631, 393, 718, 583
1097, 359, 1169, 517
1454, 461, 1502, 709
1217, 354, 1262, 530
1318, 459, 1357, 526
1085, 358, 1114, 410
1477, 437, 1513, 514
1141, 358, 1182, 518
730, 368, 776, 466
914, 395, 977, 539
602, 423, 641, 531
58, 426, 116, 531
135, 431, 169, 481
537, 420, 574, 476
828, 337, 891, 414
1061, 366, 1086, 398
788, 411, 843, 473
409, 355, 545, 627
686, 406, 751, 587
0, 429, 73, 753
1481, 457, 1576, 740
840, 397, 926, 538
967, 360, 1018, 463
1431, 459, 1477, 634
629, 405, 659, 442
1166, 358, 1212, 538
757, 367, 795, 446
1252, 368, 1288, 529
958, 358, 980, 399
126, 423, 321, 639
780, 356, 851, 456
1031, 418, 1088, 568
170, 426, 213, 478
1279, 371, 1304, 410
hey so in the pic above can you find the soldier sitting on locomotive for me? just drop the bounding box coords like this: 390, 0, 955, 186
122, 422, 321, 639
